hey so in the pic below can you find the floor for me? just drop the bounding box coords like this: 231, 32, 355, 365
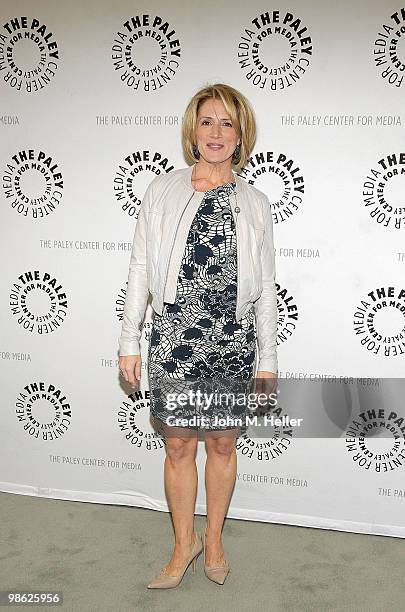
1, 491, 403, 611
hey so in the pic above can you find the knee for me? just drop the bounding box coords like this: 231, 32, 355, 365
206, 438, 236, 458
165, 437, 197, 463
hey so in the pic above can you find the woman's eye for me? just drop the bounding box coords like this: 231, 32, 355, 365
200, 120, 232, 127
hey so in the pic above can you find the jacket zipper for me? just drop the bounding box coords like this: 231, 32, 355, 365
162, 191, 195, 307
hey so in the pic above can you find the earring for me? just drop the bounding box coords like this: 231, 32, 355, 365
192, 144, 200, 159
232, 143, 241, 163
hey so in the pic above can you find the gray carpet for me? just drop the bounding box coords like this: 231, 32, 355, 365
1, 491, 403, 611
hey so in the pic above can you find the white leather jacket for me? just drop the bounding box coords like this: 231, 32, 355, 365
118, 165, 278, 373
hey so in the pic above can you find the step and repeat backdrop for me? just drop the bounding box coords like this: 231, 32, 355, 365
1, 0, 405, 538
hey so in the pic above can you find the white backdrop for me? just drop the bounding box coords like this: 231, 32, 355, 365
1, 0, 405, 538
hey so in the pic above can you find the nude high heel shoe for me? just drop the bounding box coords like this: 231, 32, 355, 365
147, 532, 203, 589
201, 524, 230, 585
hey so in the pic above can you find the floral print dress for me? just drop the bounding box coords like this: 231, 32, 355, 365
148, 182, 257, 431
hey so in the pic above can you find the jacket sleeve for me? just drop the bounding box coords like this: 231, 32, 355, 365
118, 180, 153, 356
254, 195, 278, 373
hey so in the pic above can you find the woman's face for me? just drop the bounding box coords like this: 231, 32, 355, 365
195, 97, 240, 166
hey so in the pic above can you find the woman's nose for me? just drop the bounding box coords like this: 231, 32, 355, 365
210, 122, 221, 137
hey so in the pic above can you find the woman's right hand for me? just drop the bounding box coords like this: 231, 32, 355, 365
119, 355, 142, 389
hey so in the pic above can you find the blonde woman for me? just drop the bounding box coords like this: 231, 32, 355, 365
118, 83, 278, 588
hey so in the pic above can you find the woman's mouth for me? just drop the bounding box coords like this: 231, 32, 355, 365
206, 143, 224, 150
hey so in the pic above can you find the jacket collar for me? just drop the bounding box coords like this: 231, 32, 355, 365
179, 164, 247, 194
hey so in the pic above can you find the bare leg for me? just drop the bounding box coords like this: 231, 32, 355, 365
204, 430, 238, 566
162, 428, 199, 575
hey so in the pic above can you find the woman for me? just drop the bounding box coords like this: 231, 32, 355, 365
118, 83, 278, 588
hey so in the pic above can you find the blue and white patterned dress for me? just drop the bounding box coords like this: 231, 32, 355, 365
148, 182, 256, 431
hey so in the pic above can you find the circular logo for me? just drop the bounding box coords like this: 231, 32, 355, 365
0, 17, 60, 92
118, 390, 165, 451
362, 152, 405, 229
237, 10, 313, 91
353, 286, 405, 357
236, 406, 294, 461
373, 9, 405, 88
346, 408, 405, 472
239, 150, 305, 223
10, 270, 68, 334
113, 150, 174, 218
16, 381, 71, 440
3, 148, 64, 218
111, 14, 182, 92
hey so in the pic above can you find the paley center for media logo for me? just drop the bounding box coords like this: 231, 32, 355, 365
238, 150, 305, 223
2, 148, 64, 219
0, 16, 60, 92
353, 285, 405, 358
237, 10, 313, 91
113, 150, 174, 218
15, 380, 71, 440
10, 270, 69, 334
117, 388, 165, 451
346, 406, 405, 473
362, 152, 405, 230
373, 8, 405, 88
111, 14, 182, 92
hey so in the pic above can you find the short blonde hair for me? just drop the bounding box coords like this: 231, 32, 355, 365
182, 83, 256, 172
